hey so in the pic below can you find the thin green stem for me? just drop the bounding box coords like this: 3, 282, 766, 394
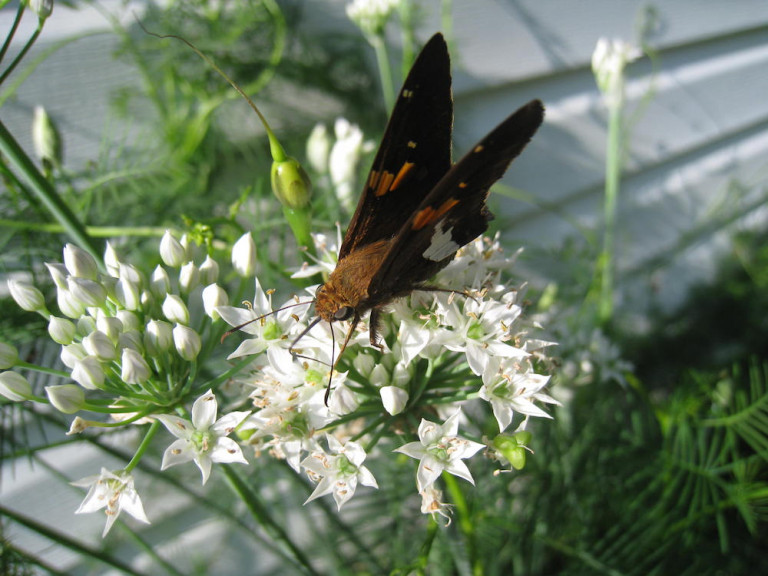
0, 118, 101, 262
124, 420, 161, 473
444, 473, 480, 574
0, 2, 24, 65
598, 100, 623, 324
0, 23, 42, 86
369, 33, 395, 112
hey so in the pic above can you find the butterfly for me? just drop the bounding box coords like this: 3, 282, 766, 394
296, 32, 544, 403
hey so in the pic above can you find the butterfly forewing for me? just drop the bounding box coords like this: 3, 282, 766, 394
338, 33, 453, 261
369, 99, 545, 300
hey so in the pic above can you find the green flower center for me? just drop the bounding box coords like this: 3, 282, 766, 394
262, 320, 281, 341
467, 320, 485, 340
192, 429, 215, 453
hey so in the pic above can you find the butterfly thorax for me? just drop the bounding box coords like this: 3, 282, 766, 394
315, 239, 391, 322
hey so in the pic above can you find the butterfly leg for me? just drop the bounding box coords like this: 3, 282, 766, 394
368, 308, 385, 351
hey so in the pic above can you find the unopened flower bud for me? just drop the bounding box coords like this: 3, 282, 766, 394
47, 316, 75, 345
60, 343, 87, 369
162, 294, 189, 325
32, 105, 60, 167
306, 123, 331, 173
121, 348, 151, 385
57, 288, 85, 319
173, 324, 201, 361
149, 265, 171, 299
63, 244, 98, 280
95, 313, 122, 343
232, 233, 257, 277
202, 284, 228, 320
8, 279, 47, 313
67, 276, 106, 307
160, 230, 186, 268
199, 255, 219, 285
76, 316, 96, 337
0, 371, 31, 401
0, 342, 19, 369
271, 157, 312, 210
115, 278, 141, 311
71, 356, 105, 390
144, 320, 173, 355
380, 386, 408, 415
103, 242, 121, 277
45, 262, 68, 288
179, 262, 199, 294
118, 330, 144, 353
82, 331, 116, 362
29, 0, 53, 21
116, 310, 140, 331
46, 384, 85, 414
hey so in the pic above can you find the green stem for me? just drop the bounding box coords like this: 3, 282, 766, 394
369, 33, 395, 112
0, 118, 101, 262
124, 420, 161, 473
0, 3, 24, 65
598, 99, 623, 324
444, 473, 481, 574
0, 23, 42, 87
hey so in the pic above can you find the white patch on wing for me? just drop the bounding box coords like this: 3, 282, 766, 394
423, 219, 460, 262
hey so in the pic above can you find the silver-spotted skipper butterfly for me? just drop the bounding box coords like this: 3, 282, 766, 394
297, 32, 544, 403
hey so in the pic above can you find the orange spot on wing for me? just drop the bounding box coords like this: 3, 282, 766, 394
368, 169, 381, 191
375, 171, 395, 196
412, 197, 459, 230
390, 162, 415, 191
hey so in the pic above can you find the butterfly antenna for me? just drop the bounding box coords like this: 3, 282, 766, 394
324, 315, 360, 406
221, 300, 312, 343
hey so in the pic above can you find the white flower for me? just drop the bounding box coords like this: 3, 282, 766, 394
479, 357, 554, 432
71, 356, 105, 390
301, 434, 378, 510
329, 118, 368, 211
592, 37, 642, 106
346, 0, 400, 36
232, 232, 257, 277
394, 409, 484, 492
218, 277, 309, 359
72, 468, 149, 537
156, 390, 250, 484
419, 486, 452, 525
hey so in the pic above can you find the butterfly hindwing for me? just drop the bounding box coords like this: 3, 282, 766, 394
338, 33, 453, 261
368, 99, 545, 299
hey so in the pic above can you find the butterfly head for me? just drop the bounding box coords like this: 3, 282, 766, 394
314, 282, 356, 324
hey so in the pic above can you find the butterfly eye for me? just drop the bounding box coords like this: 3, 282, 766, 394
334, 306, 354, 321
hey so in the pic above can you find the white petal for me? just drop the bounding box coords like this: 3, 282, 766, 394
304, 476, 334, 505
443, 459, 475, 485
227, 338, 266, 359
442, 410, 462, 437
160, 438, 195, 469
191, 390, 217, 429
393, 441, 426, 460
357, 465, 378, 489
210, 437, 248, 465
155, 414, 193, 440
416, 456, 444, 492
194, 454, 213, 485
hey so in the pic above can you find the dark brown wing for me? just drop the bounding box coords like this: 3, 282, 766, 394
338, 33, 453, 261
368, 99, 545, 300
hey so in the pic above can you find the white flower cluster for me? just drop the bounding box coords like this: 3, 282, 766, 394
3, 228, 554, 533
218, 232, 556, 517
346, 0, 400, 37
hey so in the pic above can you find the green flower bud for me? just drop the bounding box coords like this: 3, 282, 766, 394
71, 356, 105, 390
202, 284, 228, 320
67, 277, 107, 308
144, 320, 173, 355
103, 241, 121, 277
271, 157, 312, 210
32, 105, 61, 167
0, 371, 31, 401
150, 265, 171, 299
199, 255, 219, 285
48, 316, 76, 345
179, 261, 200, 294
82, 331, 117, 362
